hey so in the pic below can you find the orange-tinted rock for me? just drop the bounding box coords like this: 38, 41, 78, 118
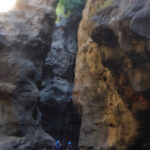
74, 0, 150, 150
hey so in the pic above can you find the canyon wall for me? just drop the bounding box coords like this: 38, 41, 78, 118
0, 0, 150, 149
0, 0, 58, 149
74, 0, 150, 150
40, 15, 82, 149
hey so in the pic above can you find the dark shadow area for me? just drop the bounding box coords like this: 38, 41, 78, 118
139, 88, 150, 100
91, 27, 118, 48
127, 109, 150, 150
39, 99, 81, 150
126, 50, 148, 68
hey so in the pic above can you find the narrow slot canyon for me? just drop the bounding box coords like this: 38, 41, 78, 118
0, 0, 150, 150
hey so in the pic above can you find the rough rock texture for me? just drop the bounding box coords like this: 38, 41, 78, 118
74, 0, 150, 150
0, 0, 57, 149
41, 17, 79, 102
40, 16, 81, 149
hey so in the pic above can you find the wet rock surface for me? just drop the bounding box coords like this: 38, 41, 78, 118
74, 0, 150, 150
0, 0, 58, 149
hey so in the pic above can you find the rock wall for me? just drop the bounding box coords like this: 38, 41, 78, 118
40, 16, 82, 149
74, 0, 150, 150
1, 0, 150, 149
0, 0, 58, 149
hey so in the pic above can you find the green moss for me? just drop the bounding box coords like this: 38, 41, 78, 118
56, 0, 86, 21
99, 0, 113, 11
56, 3, 65, 22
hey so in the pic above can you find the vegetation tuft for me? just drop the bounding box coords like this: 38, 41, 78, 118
56, 0, 86, 21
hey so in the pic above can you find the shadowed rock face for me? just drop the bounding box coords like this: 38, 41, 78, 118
0, 0, 58, 149
40, 16, 82, 149
74, 0, 150, 150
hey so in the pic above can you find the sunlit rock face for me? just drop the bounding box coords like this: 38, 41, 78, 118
74, 0, 150, 150
0, 0, 57, 149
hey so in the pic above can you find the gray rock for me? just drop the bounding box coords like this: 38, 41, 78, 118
0, 0, 58, 149
41, 16, 79, 102
40, 16, 82, 149
130, 8, 150, 40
